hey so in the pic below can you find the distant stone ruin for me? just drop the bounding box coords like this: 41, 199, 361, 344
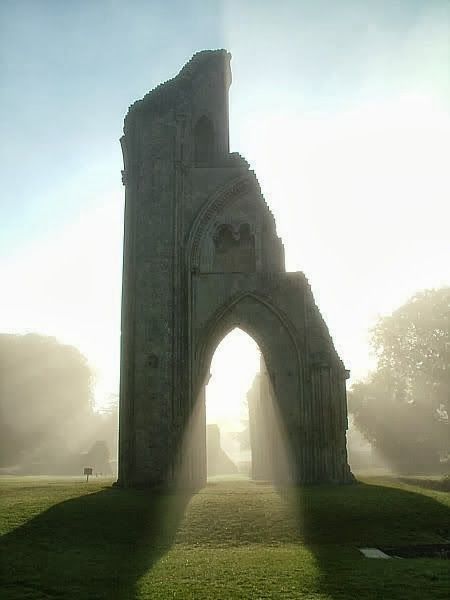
118, 50, 353, 488
206, 424, 238, 477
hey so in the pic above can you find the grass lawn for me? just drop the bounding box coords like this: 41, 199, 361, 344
0, 476, 449, 599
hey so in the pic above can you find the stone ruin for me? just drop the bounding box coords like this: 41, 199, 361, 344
206, 424, 238, 477
117, 50, 353, 487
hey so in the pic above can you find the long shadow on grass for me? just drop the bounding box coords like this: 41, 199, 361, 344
279, 480, 450, 599
0, 485, 192, 600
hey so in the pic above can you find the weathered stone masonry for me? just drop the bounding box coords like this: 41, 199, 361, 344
118, 50, 353, 487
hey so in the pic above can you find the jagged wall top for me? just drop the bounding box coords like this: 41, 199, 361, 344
123, 49, 231, 133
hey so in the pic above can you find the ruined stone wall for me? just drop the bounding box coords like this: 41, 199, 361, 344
118, 50, 353, 487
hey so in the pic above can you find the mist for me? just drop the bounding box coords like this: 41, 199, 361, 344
0, 333, 117, 476
1, 5, 450, 599
1, 2, 448, 478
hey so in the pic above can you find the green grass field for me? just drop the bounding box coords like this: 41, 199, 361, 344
1, 476, 449, 599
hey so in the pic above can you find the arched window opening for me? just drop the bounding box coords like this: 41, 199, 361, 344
213, 223, 256, 272
194, 115, 215, 165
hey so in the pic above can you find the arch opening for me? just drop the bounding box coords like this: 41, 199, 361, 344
176, 312, 294, 487
175, 292, 302, 487
205, 328, 259, 479
212, 224, 256, 272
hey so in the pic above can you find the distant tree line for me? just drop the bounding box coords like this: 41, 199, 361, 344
0, 334, 117, 475
348, 287, 449, 474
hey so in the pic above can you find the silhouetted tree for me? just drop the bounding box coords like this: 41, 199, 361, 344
86, 440, 111, 475
0, 333, 95, 468
348, 288, 449, 474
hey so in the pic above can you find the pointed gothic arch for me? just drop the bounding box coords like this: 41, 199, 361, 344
188, 290, 304, 484
195, 291, 303, 392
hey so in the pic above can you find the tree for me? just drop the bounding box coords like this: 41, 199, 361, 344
85, 440, 111, 475
348, 288, 449, 474
372, 287, 449, 412
0, 333, 95, 468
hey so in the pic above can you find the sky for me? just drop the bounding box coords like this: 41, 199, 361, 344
1, 1, 449, 427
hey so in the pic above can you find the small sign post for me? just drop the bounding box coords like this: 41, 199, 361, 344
84, 467, 93, 482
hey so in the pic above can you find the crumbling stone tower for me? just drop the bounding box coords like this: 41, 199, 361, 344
118, 50, 353, 487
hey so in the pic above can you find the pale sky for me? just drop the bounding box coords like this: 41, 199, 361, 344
1, 1, 449, 428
